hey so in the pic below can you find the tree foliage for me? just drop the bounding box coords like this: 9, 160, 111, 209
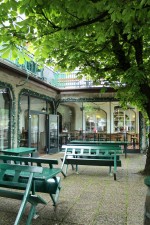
0, 0, 150, 113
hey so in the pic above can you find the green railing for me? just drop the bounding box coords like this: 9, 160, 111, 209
5, 57, 44, 78
2, 56, 94, 88
50, 72, 93, 88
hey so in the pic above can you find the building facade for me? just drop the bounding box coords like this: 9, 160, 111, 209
0, 58, 147, 155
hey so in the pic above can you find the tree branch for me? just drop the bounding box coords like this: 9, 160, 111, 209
41, 9, 61, 29
84, 59, 117, 73
111, 34, 131, 71
131, 37, 143, 68
67, 11, 108, 30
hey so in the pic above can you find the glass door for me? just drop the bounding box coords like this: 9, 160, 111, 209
29, 113, 47, 155
48, 114, 59, 153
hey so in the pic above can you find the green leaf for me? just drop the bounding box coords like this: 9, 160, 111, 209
1, 48, 11, 59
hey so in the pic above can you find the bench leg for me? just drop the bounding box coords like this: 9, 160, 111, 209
75, 165, 79, 174
61, 162, 68, 176
114, 155, 117, 181
26, 194, 47, 223
62, 164, 68, 176
61, 170, 66, 177
26, 205, 37, 225
71, 164, 75, 170
50, 177, 61, 206
14, 173, 33, 225
66, 164, 69, 174
109, 166, 114, 177
62, 163, 73, 176
109, 166, 112, 174
50, 186, 61, 206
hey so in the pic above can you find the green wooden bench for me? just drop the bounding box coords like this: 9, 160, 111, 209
61, 145, 122, 180
0, 155, 63, 206
68, 140, 129, 158
0, 163, 46, 225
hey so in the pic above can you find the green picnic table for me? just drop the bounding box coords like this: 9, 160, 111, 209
0, 156, 62, 224
69, 140, 129, 158
1, 147, 36, 157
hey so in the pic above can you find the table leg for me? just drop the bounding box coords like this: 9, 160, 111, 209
124, 144, 127, 158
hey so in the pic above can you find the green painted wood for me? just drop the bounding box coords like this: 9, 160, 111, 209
0, 155, 59, 167
145, 177, 150, 186
0, 156, 62, 206
70, 140, 129, 144
0, 164, 43, 188
1, 147, 36, 156
69, 140, 129, 158
61, 154, 120, 160
4, 167, 62, 181
64, 158, 121, 166
0, 163, 43, 173
61, 145, 122, 180
14, 172, 33, 225
61, 145, 122, 155
0, 163, 47, 225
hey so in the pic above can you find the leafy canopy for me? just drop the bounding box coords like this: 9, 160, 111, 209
0, 0, 150, 116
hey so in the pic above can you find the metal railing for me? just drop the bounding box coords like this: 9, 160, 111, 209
2, 56, 96, 89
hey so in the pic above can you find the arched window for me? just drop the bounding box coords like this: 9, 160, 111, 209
96, 110, 107, 132
85, 104, 107, 132
114, 106, 136, 132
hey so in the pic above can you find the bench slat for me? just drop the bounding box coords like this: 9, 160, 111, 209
0, 155, 58, 166
64, 158, 122, 167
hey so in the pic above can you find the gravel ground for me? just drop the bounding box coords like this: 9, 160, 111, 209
0, 153, 147, 225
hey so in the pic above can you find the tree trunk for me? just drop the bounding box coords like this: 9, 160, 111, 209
143, 133, 150, 175
141, 89, 150, 175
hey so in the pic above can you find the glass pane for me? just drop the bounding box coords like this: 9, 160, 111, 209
39, 114, 46, 154
83, 103, 107, 140
47, 102, 53, 114
114, 107, 136, 133
20, 95, 28, 147
31, 114, 39, 148
49, 115, 59, 152
0, 88, 10, 150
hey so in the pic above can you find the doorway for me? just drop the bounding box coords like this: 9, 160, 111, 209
29, 112, 46, 155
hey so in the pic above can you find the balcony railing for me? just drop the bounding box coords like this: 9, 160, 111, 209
5, 57, 44, 79
1, 56, 97, 89
50, 72, 94, 88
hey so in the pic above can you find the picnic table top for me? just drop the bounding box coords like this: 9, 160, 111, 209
1, 147, 37, 155
70, 140, 129, 145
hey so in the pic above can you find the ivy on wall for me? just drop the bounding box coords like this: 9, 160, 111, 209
0, 81, 15, 148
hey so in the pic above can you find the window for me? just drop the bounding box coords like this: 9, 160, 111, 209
114, 106, 136, 132
0, 88, 11, 150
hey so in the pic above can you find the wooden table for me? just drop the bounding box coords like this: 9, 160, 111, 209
69, 140, 129, 158
1, 147, 36, 157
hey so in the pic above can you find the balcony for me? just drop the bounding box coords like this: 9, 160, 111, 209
1, 56, 99, 89
50, 72, 94, 89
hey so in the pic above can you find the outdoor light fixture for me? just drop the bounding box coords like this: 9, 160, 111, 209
42, 107, 46, 112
